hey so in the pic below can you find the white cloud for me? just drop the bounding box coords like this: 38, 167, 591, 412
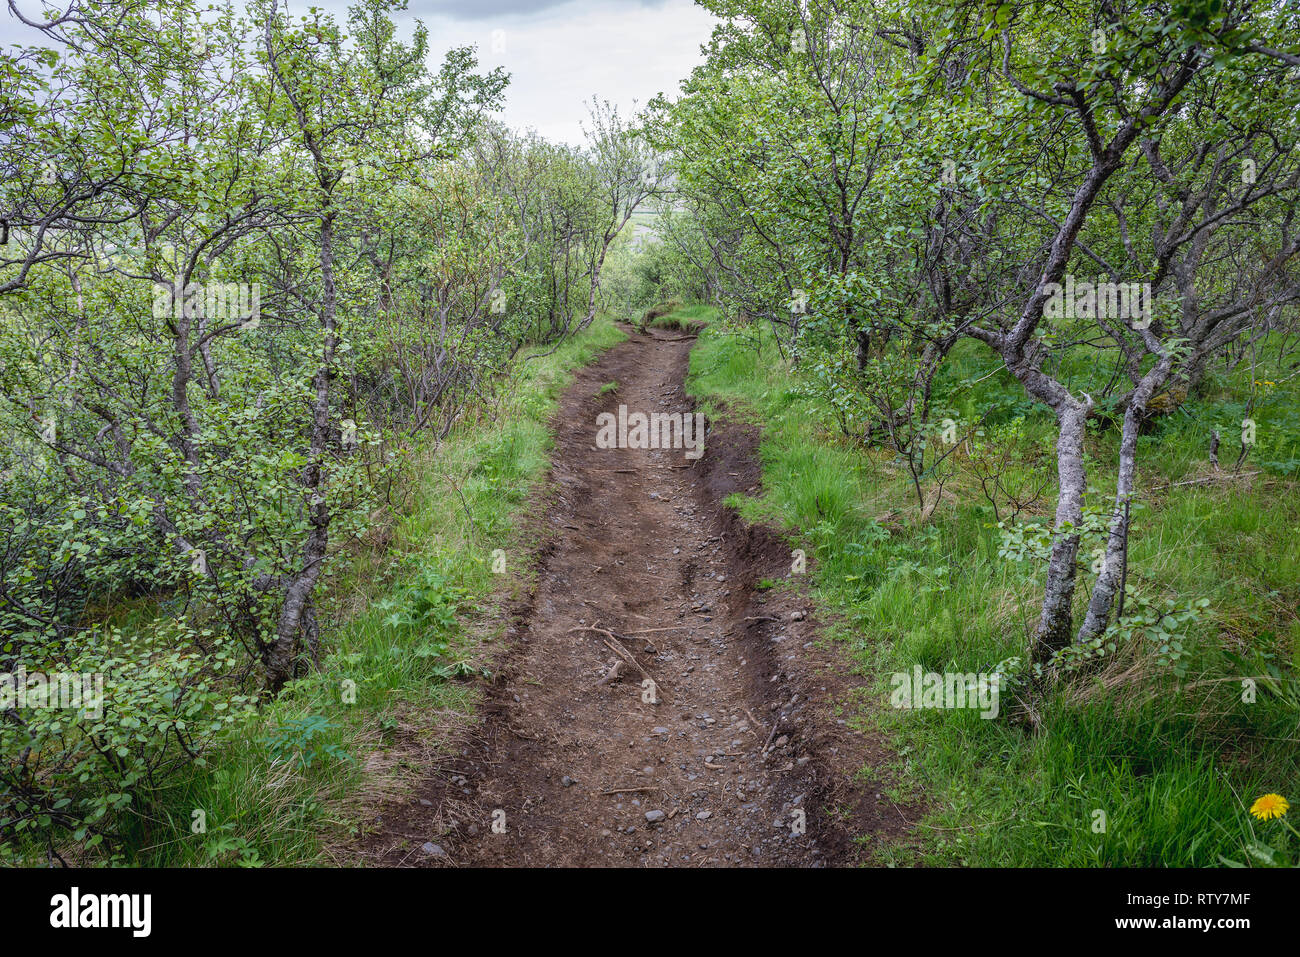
1, 0, 715, 147
409, 0, 716, 145
412, 0, 669, 20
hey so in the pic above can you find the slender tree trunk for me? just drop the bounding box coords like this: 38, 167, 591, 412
1034, 398, 1090, 660
267, 208, 338, 690
581, 236, 613, 330
1076, 357, 1174, 644
854, 322, 871, 370
170, 283, 203, 499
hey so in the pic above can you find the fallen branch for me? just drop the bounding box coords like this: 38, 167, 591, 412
596, 659, 627, 686
1150, 470, 1260, 491
567, 623, 661, 688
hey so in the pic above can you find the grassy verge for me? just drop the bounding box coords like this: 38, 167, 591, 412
680, 304, 1300, 867
646, 303, 712, 333
636, 301, 713, 333
128, 317, 626, 866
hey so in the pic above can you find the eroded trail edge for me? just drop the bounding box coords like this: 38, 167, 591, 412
370, 328, 910, 866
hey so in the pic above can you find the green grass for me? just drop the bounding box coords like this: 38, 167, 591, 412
126, 316, 626, 866
684, 313, 1300, 867
643, 302, 712, 333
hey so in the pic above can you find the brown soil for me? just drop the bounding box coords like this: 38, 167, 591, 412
362, 327, 916, 867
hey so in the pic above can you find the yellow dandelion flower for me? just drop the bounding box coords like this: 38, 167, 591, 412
1249, 794, 1289, 821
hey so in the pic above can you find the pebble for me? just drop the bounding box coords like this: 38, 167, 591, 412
645, 810, 666, 823
421, 842, 447, 857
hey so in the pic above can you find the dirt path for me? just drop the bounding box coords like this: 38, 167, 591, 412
367, 327, 910, 866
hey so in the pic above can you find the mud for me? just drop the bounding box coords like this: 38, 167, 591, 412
362, 327, 915, 867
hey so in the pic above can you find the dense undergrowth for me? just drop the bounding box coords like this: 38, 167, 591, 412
682, 304, 1300, 867
4, 317, 624, 866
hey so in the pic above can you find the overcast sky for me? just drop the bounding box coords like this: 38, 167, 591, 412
1, 0, 718, 146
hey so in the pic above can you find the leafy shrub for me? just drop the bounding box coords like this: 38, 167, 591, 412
374, 567, 478, 637
0, 626, 255, 864
262, 715, 348, 770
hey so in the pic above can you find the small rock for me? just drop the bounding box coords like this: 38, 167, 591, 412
696, 810, 712, 820
561, 775, 576, 787
421, 842, 447, 857
645, 810, 666, 823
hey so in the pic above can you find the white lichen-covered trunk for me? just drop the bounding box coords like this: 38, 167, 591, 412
1075, 355, 1174, 646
